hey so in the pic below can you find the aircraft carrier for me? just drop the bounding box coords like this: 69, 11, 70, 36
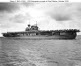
2, 24, 80, 39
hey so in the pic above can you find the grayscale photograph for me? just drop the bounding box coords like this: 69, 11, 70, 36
0, 2, 81, 66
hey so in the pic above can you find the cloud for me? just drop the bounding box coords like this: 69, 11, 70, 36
9, 13, 31, 23
0, 2, 36, 13
46, 4, 71, 20
0, 3, 20, 13
50, 13, 71, 21
46, 3, 71, 21
34, 3, 81, 31
0, 2, 35, 30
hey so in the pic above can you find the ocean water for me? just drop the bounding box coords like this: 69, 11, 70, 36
0, 36, 81, 66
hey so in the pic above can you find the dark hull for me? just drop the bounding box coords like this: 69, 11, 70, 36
13, 35, 76, 40
2, 29, 80, 39
2, 33, 77, 40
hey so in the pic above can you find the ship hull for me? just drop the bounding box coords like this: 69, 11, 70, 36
3, 34, 76, 40
2, 29, 79, 40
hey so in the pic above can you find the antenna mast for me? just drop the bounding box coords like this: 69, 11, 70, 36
36, 21, 37, 26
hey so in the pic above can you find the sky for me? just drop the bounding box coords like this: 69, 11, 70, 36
0, 2, 81, 36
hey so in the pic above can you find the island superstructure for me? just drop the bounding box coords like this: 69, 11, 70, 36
2, 24, 80, 39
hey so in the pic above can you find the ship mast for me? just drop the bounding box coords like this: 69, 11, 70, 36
36, 21, 37, 26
